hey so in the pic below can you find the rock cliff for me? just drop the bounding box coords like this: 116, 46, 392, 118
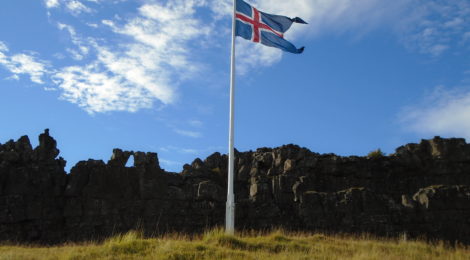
0, 130, 469, 244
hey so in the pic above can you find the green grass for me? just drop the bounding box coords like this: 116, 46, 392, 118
0, 229, 468, 260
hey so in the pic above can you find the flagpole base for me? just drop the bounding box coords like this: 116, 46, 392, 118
225, 200, 235, 234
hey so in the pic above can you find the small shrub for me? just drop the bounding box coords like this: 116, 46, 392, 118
368, 149, 385, 158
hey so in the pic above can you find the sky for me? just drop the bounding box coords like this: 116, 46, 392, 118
0, 0, 469, 172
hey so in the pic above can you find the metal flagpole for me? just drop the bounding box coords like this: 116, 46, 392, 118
226, 0, 237, 235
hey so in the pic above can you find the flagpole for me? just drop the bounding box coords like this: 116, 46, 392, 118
226, 0, 237, 235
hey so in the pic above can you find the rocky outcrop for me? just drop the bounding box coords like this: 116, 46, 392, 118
0, 130, 66, 242
0, 130, 469, 244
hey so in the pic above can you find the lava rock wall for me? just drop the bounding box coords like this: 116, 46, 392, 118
0, 130, 469, 244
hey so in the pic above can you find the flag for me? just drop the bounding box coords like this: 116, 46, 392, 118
235, 0, 307, 54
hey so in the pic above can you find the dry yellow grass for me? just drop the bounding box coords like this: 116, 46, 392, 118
0, 229, 468, 260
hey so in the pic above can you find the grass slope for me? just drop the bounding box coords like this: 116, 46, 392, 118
0, 229, 468, 260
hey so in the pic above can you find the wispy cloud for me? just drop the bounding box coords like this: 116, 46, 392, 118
102, 0, 210, 71
174, 129, 202, 138
462, 32, 470, 44
401, 86, 470, 139
188, 119, 203, 128
52, 62, 157, 113
6, 74, 20, 81
45, 0, 59, 8
12, 0, 464, 114
44, 0, 95, 15
225, 0, 414, 72
160, 146, 200, 154
0, 41, 8, 52
257, 0, 410, 36
66, 0, 92, 15
48, 0, 217, 113
236, 40, 282, 75
158, 144, 225, 170
57, 23, 90, 60
52, 40, 177, 113
156, 117, 206, 139
399, 0, 470, 56
159, 158, 183, 168
160, 144, 224, 154
241, 0, 469, 64
0, 42, 49, 84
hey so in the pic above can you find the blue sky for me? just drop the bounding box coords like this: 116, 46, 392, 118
0, 0, 469, 172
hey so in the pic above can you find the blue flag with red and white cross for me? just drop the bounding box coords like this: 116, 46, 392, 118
235, 0, 307, 54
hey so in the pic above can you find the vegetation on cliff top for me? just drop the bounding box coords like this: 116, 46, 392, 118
367, 148, 386, 158
0, 229, 468, 260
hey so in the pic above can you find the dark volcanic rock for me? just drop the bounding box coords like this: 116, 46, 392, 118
0, 130, 66, 242
0, 131, 470, 244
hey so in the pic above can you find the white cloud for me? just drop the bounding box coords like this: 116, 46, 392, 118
44, 0, 94, 15
231, 0, 469, 65
444, 17, 464, 28
42, 0, 411, 111
6, 74, 20, 81
160, 146, 200, 154
53, 53, 66, 60
45, 0, 60, 8
49, 0, 215, 113
174, 129, 202, 138
401, 86, 470, 139
86, 23, 99, 28
188, 119, 203, 128
159, 159, 183, 169
211, 0, 414, 72
236, 40, 282, 75
180, 148, 199, 154
213, 0, 406, 30
65, 48, 84, 60
31, 0, 470, 115
400, 0, 470, 56
0, 43, 49, 84
106, 0, 210, 55
159, 145, 224, 159
58, 23, 90, 60
428, 44, 449, 56
462, 32, 470, 43
209, 0, 232, 19
258, 0, 396, 35
66, 0, 92, 15
97, 45, 175, 103
0, 41, 9, 52
9, 55, 48, 84
52, 60, 163, 113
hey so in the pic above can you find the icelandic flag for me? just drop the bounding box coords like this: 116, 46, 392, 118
235, 0, 307, 54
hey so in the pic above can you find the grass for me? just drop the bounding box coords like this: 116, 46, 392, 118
0, 229, 468, 260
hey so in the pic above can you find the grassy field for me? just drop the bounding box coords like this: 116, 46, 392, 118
0, 229, 468, 260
